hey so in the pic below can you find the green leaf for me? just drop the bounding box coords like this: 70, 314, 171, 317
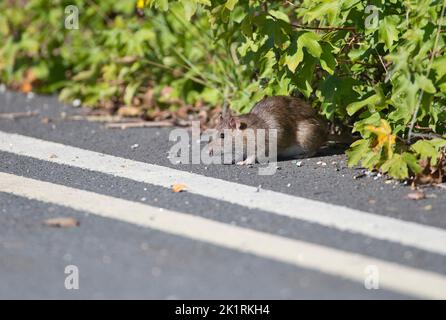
182, 0, 197, 20
378, 15, 400, 50
284, 32, 321, 73
415, 74, 436, 94
293, 57, 317, 97
346, 139, 370, 167
412, 139, 446, 164
381, 154, 409, 179
269, 10, 290, 23
319, 42, 336, 74
346, 92, 382, 116
432, 55, 446, 81
401, 152, 422, 175
302, 1, 339, 25
225, 0, 238, 11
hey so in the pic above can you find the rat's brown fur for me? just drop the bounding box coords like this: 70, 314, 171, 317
209, 96, 328, 164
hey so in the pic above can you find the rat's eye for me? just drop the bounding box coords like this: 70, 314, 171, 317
220, 132, 225, 139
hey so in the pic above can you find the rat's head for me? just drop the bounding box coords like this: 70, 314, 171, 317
206, 113, 250, 163
215, 113, 248, 132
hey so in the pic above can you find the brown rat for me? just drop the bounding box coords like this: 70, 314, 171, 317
207, 95, 328, 165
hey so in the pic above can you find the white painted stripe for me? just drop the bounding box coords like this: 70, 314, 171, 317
1, 172, 445, 299
1, 131, 446, 257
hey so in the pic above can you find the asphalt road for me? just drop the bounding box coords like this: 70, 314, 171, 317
0, 89, 445, 299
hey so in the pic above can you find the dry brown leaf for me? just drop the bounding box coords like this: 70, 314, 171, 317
20, 82, 32, 93
41, 117, 51, 124
414, 152, 445, 185
172, 183, 187, 193
19, 69, 37, 93
406, 190, 426, 200
43, 217, 79, 228
0, 111, 38, 120
117, 106, 143, 117
105, 121, 174, 129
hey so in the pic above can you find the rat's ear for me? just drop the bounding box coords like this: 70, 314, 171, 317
229, 117, 247, 130
228, 116, 237, 129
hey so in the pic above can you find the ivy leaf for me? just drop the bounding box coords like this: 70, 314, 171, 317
182, 0, 197, 21
412, 139, 446, 165
352, 112, 381, 135
319, 42, 336, 74
381, 154, 409, 179
346, 92, 382, 116
196, 0, 211, 5
389, 75, 418, 123
319, 76, 359, 119
361, 150, 381, 169
269, 10, 290, 23
152, 0, 168, 11
284, 32, 321, 73
378, 15, 400, 50
225, 0, 238, 11
365, 119, 396, 158
402, 152, 422, 175
302, 0, 339, 25
293, 56, 317, 97
432, 55, 446, 81
415, 74, 436, 94
346, 139, 370, 167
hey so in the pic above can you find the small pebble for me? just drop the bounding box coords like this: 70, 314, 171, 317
72, 99, 81, 107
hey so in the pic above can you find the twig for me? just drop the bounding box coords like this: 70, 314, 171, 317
290, 23, 356, 31
407, 0, 446, 143
267, 13, 356, 31
374, 49, 388, 74
105, 121, 174, 129
64, 115, 124, 122
410, 132, 444, 140
0, 111, 38, 119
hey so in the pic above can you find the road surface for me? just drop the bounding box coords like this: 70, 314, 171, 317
1, 90, 445, 299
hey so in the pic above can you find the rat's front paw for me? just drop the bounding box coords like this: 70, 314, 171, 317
236, 156, 255, 166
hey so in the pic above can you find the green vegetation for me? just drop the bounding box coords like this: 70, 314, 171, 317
1, 0, 446, 182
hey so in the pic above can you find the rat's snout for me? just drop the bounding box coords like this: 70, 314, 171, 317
208, 148, 214, 156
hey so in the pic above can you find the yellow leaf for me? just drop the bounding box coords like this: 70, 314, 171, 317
172, 183, 187, 193
365, 119, 396, 158
136, 0, 145, 9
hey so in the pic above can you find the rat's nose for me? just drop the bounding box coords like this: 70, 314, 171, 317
209, 149, 213, 156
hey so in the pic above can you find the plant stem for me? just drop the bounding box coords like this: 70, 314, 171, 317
407, 0, 446, 143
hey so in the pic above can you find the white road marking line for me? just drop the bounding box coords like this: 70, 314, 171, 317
1, 172, 446, 299
1, 131, 446, 257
